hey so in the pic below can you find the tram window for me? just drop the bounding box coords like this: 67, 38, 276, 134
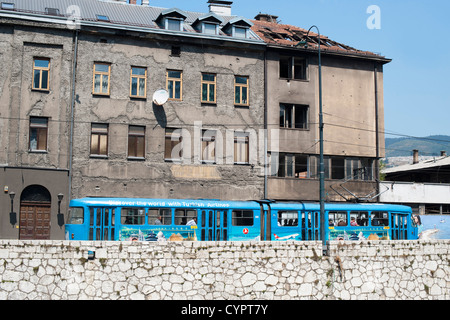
148, 208, 171, 225
121, 207, 145, 225
329, 211, 347, 226
349, 212, 368, 226
67, 207, 84, 224
371, 212, 388, 226
278, 211, 298, 227
232, 210, 253, 226
175, 209, 197, 225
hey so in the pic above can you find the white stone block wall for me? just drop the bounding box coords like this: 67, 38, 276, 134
0, 240, 448, 300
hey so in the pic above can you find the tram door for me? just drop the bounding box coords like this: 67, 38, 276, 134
89, 208, 115, 240
391, 213, 408, 240
201, 210, 228, 241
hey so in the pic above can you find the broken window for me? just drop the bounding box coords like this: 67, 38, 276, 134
279, 104, 308, 129
29, 117, 48, 152
279, 56, 307, 80
277, 153, 309, 178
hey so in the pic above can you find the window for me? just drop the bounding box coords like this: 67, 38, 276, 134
166, 18, 182, 31
371, 212, 388, 226
331, 158, 345, 180
96, 15, 110, 22
171, 46, 181, 57
279, 56, 307, 80
346, 158, 374, 181
329, 212, 348, 227
32, 58, 50, 91
280, 104, 308, 129
232, 210, 253, 226
278, 153, 308, 178
175, 209, 197, 225
67, 208, 84, 225
90, 123, 108, 156
201, 130, 216, 163
350, 212, 369, 227
234, 76, 249, 106
165, 128, 183, 162
128, 125, 145, 159
167, 70, 182, 100
45, 8, 60, 16
201, 73, 216, 103
93, 63, 111, 95
1, 2, 14, 10
234, 132, 249, 164
203, 22, 218, 35
130, 67, 147, 98
233, 26, 248, 38
148, 208, 171, 225
278, 211, 298, 227
29, 117, 48, 151
121, 208, 145, 225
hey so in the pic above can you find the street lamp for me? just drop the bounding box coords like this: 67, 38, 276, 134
297, 26, 327, 256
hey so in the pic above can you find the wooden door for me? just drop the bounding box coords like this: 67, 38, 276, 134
19, 202, 51, 240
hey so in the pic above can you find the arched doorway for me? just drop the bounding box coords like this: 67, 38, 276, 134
19, 185, 52, 240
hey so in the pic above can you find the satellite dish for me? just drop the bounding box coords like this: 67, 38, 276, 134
152, 89, 169, 106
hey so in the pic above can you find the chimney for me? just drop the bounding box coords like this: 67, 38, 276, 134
141, 0, 149, 5
413, 149, 419, 164
208, 0, 233, 16
441, 151, 447, 157
254, 13, 279, 23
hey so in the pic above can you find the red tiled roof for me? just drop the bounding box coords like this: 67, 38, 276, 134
251, 19, 386, 59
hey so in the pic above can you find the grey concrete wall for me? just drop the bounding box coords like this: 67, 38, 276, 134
0, 240, 448, 300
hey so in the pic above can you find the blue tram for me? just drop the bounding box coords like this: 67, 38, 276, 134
65, 198, 419, 242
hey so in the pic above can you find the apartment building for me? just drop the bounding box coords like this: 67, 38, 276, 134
0, 0, 390, 239
0, 0, 266, 239
252, 14, 391, 201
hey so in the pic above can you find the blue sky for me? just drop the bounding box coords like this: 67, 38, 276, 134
147, 0, 450, 138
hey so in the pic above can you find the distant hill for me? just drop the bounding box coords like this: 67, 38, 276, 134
385, 135, 450, 158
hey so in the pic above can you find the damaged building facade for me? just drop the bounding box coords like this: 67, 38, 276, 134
251, 14, 390, 201
0, 0, 390, 239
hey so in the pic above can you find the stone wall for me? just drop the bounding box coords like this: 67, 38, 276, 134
0, 240, 448, 300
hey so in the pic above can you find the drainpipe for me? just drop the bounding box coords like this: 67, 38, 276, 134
374, 64, 380, 200
263, 50, 268, 200
68, 30, 79, 201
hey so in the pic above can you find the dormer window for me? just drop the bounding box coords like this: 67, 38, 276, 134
233, 26, 247, 38
204, 22, 218, 35
166, 18, 182, 31
96, 15, 110, 22
192, 13, 223, 36
156, 8, 187, 32
222, 17, 253, 39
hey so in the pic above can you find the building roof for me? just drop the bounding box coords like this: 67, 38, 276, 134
0, 0, 262, 44
251, 17, 390, 62
383, 155, 450, 174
